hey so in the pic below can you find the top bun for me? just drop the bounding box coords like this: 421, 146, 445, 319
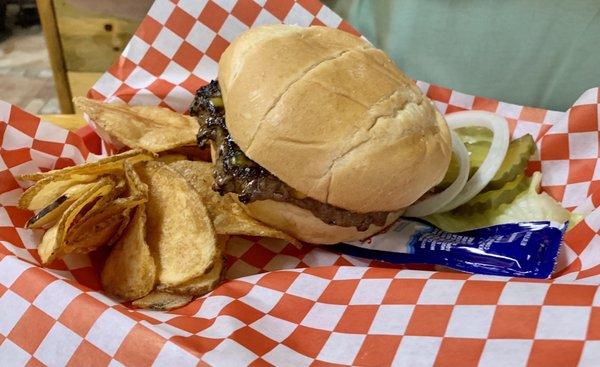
219, 25, 451, 213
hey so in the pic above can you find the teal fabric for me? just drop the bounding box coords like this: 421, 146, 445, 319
322, 0, 600, 111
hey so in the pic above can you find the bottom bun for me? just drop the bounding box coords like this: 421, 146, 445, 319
243, 200, 403, 244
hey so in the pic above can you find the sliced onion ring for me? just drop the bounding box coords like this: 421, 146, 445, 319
439, 110, 510, 212
405, 131, 470, 217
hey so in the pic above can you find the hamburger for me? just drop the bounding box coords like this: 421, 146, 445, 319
191, 24, 452, 244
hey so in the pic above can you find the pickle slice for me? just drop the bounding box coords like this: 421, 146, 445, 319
426, 172, 573, 233
486, 134, 535, 190
454, 174, 529, 215
437, 132, 535, 192
437, 127, 492, 189
26, 182, 100, 229
465, 141, 490, 174
454, 126, 493, 145
437, 141, 490, 189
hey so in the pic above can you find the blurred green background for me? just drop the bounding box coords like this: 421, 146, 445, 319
323, 0, 600, 111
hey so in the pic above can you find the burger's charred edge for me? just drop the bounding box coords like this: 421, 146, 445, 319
191, 81, 391, 231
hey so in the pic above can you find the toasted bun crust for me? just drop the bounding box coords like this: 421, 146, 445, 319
244, 200, 402, 244
219, 25, 451, 213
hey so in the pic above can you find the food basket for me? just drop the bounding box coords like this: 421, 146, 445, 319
1, 1, 599, 365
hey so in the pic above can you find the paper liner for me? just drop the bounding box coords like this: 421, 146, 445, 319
1, 1, 600, 365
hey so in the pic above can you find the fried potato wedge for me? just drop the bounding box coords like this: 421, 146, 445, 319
132, 291, 193, 311
99, 159, 148, 247
168, 160, 300, 246
102, 205, 156, 301
19, 150, 151, 211
19, 149, 152, 183
138, 161, 218, 287
37, 177, 117, 264
64, 194, 144, 251
26, 182, 99, 228
77, 177, 126, 224
38, 224, 60, 262
66, 211, 129, 254
105, 210, 133, 248
64, 160, 149, 253
74, 97, 198, 153
19, 173, 97, 210
156, 257, 223, 296
156, 235, 227, 297
123, 159, 148, 198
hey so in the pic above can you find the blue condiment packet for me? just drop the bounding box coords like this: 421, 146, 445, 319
335, 219, 567, 278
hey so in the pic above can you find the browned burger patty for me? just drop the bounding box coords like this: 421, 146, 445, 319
191, 81, 392, 231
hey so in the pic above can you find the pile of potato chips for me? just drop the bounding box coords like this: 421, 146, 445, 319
17, 100, 299, 310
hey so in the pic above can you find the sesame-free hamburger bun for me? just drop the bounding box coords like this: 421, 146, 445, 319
217, 25, 451, 244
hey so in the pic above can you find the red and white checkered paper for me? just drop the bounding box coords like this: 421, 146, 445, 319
2, 0, 600, 366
